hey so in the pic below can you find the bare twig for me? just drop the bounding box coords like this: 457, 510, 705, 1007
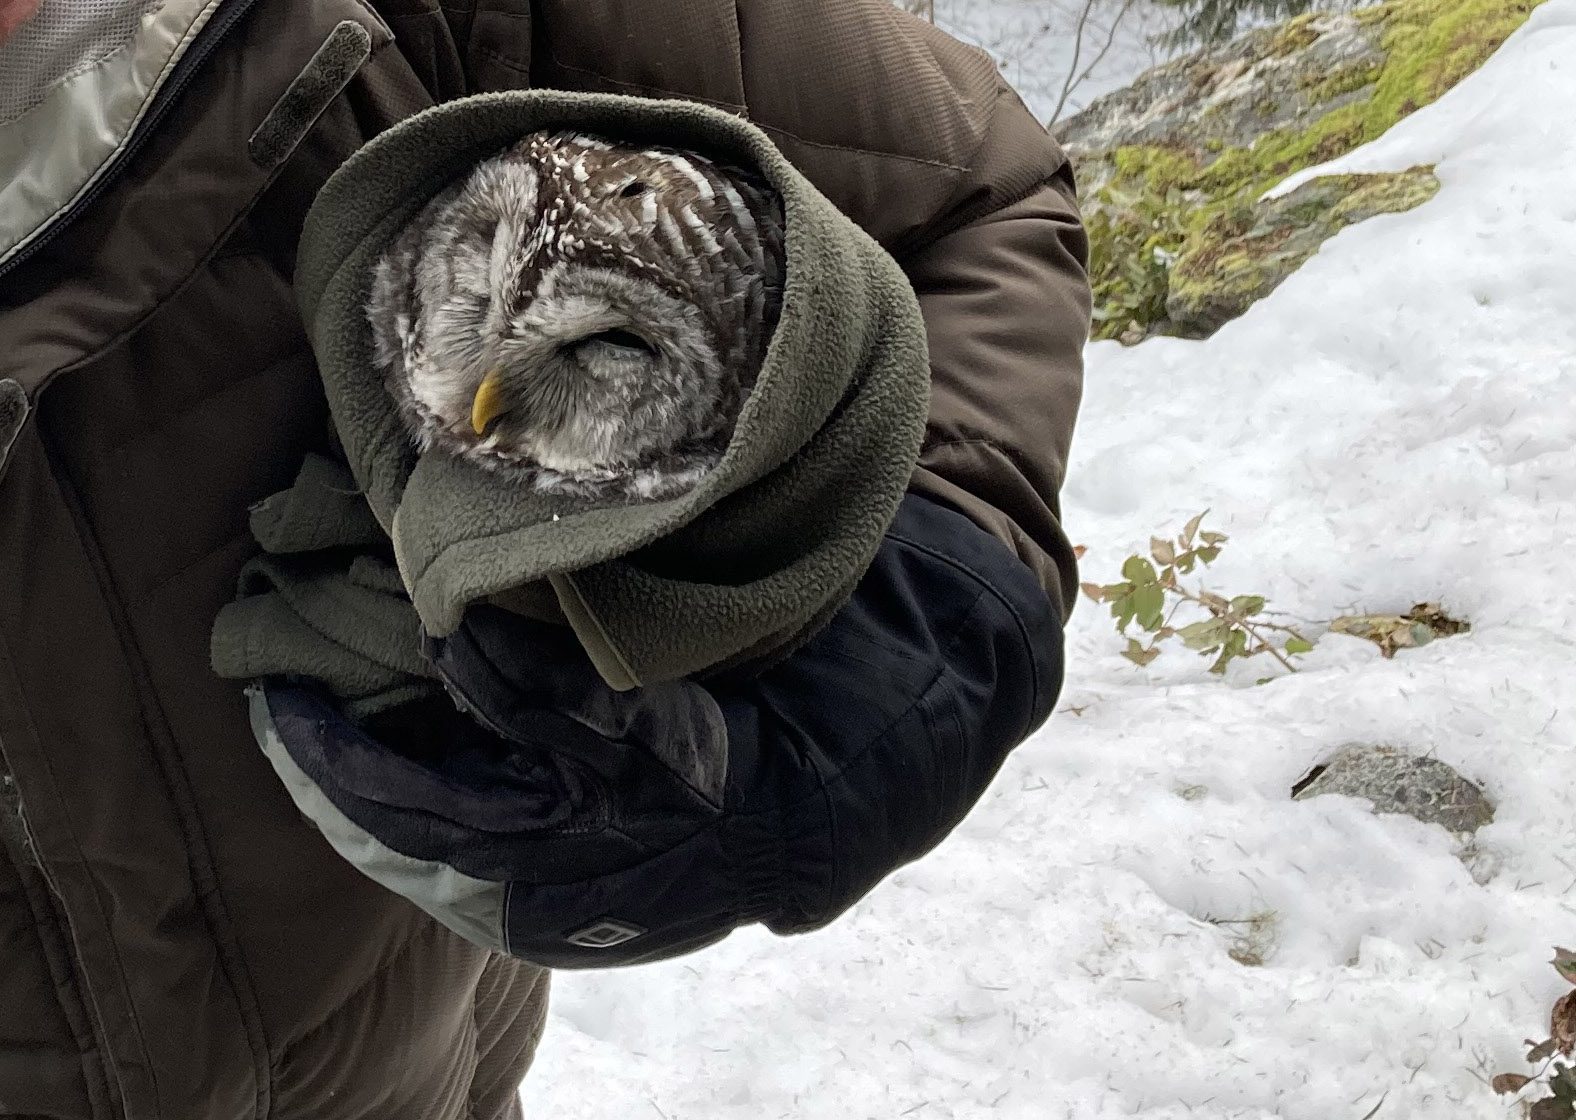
1052, 0, 1099, 126
1051, 0, 1140, 124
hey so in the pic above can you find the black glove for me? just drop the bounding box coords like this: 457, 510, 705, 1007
250, 494, 1064, 968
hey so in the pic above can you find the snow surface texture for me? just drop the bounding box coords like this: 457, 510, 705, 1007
522, 8, 1576, 1117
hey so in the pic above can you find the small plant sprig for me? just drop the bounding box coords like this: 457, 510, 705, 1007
1080, 511, 1316, 676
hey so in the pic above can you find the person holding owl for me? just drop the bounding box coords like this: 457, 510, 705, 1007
0, 1, 1089, 1117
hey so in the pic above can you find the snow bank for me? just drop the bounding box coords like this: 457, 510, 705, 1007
522, 7, 1576, 1116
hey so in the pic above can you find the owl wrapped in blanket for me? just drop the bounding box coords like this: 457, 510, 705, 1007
213, 90, 930, 705
366, 129, 787, 501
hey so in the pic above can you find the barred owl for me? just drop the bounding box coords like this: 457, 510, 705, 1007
366, 130, 786, 501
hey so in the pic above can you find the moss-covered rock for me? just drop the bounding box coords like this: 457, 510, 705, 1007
1166, 165, 1440, 336
1057, 0, 1545, 342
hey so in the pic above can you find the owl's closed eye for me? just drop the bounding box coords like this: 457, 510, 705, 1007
366, 129, 786, 502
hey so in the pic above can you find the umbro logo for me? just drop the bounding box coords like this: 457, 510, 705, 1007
565, 918, 646, 949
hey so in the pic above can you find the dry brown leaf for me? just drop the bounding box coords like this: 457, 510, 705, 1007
1552, 988, 1576, 1056
1406, 602, 1470, 636
1492, 1072, 1532, 1095
1328, 604, 1469, 659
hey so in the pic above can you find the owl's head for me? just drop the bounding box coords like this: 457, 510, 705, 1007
367, 130, 784, 500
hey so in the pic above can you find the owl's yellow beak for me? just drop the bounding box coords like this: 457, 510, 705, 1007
470, 369, 507, 436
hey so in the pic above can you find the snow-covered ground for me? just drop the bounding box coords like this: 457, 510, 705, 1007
522, 6, 1576, 1117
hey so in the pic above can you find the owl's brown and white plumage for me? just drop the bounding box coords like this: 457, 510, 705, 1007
366, 130, 786, 501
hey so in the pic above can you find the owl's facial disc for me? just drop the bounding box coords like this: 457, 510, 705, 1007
469, 325, 661, 438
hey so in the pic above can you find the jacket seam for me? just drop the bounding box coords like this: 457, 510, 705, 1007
728, 0, 746, 108
136, 525, 255, 609
462, 986, 484, 1120
541, 54, 982, 174
90, 345, 314, 474
905, 78, 1074, 252
908, 166, 1072, 261
962, 80, 1069, 214
501, 878, 515, 956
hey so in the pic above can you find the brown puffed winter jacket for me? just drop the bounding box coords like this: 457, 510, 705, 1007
0, 1, 1089, 1117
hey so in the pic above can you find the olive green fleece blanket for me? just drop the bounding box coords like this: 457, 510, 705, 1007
212, 90, 929, 699
212, 453, 441, 719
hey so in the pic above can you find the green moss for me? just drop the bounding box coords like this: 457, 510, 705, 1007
1231, 0, 1544, 195
1085, 0, 1540, 341
1329, 164, 1442, 220
1194, 104, 1364, 194
1085, 193, 1189, 341
1369, 0, 1543, 118
1109, 145, 1204, 193
1298, 59, 1384, 103
1270, 14, 1322, 56
1167, 238, 1294, 339
1167, 166, 1439, 336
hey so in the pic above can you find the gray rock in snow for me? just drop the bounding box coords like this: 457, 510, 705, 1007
1292, 744, 1494, 834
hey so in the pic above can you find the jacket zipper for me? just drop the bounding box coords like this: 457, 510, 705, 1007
0, 0, 263, 284
0, 736, 125, 1116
